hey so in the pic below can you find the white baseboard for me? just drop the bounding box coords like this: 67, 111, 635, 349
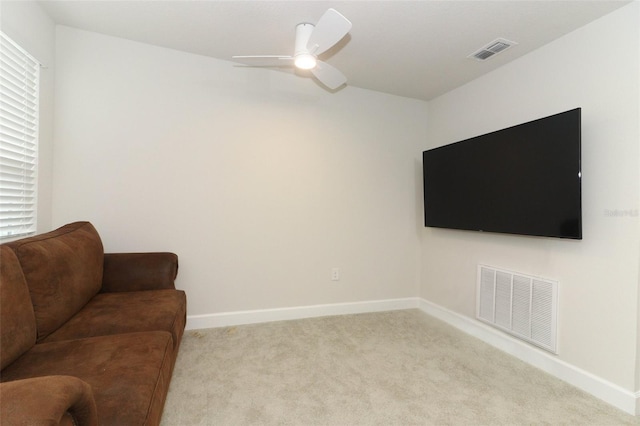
185, 296, 638, 416
186, 297, 420, 330
418, 298, 638, 416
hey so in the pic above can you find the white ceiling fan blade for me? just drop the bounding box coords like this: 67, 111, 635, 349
231, 55, 294, 67
311, 60, 347, 90
307, 8, 352, 56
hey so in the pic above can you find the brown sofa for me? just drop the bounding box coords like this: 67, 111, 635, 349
0, 222, 187, 425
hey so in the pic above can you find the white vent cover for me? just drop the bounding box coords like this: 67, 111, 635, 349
477, 264, 558, 353
468, 38, 517, 61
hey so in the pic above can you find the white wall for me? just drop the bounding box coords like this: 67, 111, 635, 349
52, 26, 427, 316
421, 2, 640, 393
636, 0, 640, 407
1, 1, 55, 232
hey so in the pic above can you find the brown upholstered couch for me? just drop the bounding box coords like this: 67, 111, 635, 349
0, 221, 187, 425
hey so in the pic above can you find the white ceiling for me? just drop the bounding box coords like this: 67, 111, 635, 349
38, 0, 630, 101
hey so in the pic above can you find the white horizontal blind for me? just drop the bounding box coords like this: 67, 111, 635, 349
0, 32, 39, 239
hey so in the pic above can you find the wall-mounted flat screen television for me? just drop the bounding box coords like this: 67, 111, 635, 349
422, 108, 582, 239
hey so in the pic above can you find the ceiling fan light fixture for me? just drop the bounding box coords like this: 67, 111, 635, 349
294, 53, 317, 70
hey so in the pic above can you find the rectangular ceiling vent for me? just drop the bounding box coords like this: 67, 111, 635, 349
469, 38, 517, 61
477, 264, 558, 353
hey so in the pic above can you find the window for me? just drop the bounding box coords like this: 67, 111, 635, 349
0, 32, 39, 240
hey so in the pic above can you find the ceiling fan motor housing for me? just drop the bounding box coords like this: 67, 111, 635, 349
294, 23, 317, 69
295, 23, 315, 55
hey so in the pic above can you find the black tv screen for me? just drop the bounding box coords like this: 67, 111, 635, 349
423, 108, 582, 239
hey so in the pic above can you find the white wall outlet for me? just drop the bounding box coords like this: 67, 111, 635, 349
331, 267, 340, 281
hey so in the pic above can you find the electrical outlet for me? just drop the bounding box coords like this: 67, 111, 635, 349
331, 267, 340, 281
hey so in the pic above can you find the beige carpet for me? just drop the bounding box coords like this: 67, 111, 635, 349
161, 309, 637, 425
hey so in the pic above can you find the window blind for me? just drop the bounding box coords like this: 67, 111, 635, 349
0, 32, 39, 239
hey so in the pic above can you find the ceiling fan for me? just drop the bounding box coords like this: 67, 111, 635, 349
232, 9, 352, 90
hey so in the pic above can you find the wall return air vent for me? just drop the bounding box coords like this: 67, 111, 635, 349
469, 38, 517, 61
476, 264, 558, 353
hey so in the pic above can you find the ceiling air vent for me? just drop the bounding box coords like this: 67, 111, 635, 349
469, 38, 517, 61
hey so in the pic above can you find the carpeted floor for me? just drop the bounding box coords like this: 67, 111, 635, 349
161, 309, 637, 425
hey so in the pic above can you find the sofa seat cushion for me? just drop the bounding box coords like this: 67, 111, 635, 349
6, 222, 104, 341
42, 289, 186, 350
1, 331, 174, 426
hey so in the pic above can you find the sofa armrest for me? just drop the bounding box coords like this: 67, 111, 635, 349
102, 252, 178, 292
0, 375, 98, 426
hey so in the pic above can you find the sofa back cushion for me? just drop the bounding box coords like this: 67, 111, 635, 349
6, 222, 104, 341
0, 245, 37, 369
